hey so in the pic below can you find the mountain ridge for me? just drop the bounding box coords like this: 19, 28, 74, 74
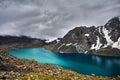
44, 17, 120, 56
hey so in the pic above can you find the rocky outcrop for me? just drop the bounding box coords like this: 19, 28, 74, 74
44, 17, 120, 56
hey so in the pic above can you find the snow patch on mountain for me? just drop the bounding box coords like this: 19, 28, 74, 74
102, 26, 113, 46
98, 27, 102, 34
85, 34, 89, 37
58, 43, 65, 50
91, 36, 102, 50
73, 43, 78, 46
112, 37, 120, 49
56, 39, 60, 44
66, 43, 72, 46
102, 45, 107, 48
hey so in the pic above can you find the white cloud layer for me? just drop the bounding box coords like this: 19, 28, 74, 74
0, 0, 120, 41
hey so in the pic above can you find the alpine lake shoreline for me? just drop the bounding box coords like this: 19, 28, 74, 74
0, 45, 120, 80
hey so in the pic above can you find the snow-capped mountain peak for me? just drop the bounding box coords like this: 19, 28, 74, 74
45, 17, 120, 56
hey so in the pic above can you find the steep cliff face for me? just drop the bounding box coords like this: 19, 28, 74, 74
45, 17, 120, 56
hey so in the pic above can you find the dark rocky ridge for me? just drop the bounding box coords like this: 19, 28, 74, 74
0, 35, 46, 46
44, 17, 120, 56
0, 35, 47, 50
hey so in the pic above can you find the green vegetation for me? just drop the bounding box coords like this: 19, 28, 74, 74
11, 71, 120, 80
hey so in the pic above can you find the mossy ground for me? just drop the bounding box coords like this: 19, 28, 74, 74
11, 71, 120, 80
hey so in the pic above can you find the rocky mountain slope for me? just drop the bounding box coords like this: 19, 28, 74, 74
44, 17, 120, 56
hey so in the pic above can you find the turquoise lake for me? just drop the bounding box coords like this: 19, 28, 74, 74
8, 48, 120, 76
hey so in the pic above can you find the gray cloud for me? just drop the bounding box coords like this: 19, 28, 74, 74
0, 0, 120, 41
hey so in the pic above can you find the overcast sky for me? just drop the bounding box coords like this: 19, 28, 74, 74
0, 0, 120, 41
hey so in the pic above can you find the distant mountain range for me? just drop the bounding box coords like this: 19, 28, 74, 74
0, 17, 120, 56
0, 35, 46, 49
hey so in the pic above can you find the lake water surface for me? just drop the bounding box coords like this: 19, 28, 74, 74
8, 48, 120, 76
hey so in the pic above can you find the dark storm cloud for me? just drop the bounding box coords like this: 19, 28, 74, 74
0, 0, 120, 41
